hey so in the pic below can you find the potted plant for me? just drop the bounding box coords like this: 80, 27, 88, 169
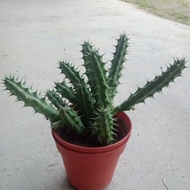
3, 34, 186, 190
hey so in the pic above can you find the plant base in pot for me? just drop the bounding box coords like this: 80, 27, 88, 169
52, 112, 132, 190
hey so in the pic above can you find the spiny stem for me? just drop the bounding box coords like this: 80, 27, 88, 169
114, 58, 186, 112
3, 76, 61, 122
109, 34, 130, 101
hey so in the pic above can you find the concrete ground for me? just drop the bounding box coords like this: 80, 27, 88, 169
0, 0, 190, 189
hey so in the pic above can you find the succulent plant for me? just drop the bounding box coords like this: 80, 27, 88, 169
3, 34, 186, 146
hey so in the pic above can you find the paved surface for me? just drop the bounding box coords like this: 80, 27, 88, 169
0, 0, 190, 189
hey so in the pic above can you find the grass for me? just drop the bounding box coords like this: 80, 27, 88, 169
122, 0, 190, 26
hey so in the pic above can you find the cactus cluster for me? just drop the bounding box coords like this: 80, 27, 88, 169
3, 34, 186, 146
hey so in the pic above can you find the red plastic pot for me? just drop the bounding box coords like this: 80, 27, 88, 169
52, 112, 132, 190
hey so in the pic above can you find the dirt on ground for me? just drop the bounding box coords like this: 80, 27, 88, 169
122, 0, 190, 26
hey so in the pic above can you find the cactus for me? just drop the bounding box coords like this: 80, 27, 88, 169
3, 76, 61, 122
58, 61, 95, 122
109, 34, 129, 101
3, 34, 187, 146
114, 58, 187, 112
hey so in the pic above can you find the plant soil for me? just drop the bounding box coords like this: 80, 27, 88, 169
56, 116, 130, 147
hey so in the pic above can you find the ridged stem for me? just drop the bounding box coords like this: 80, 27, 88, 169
3, 76, 60, 122
59, 61, 94, 120
82, 42, 111, 108
109, 34, 129, 101
114, 58, 186, 112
